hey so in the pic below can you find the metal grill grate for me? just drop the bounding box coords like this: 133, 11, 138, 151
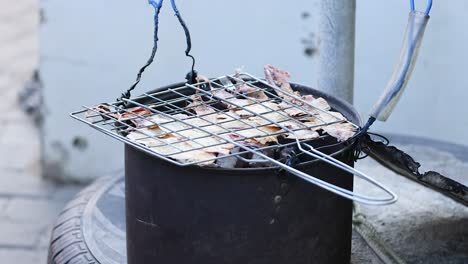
72, 72, 357, 166
71, 72, 397, 205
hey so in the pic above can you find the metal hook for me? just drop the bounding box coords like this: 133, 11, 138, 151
410, 0, 433, 15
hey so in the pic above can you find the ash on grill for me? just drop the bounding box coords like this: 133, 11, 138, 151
83, 65, 357, 168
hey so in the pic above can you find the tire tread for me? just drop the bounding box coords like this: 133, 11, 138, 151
48, 177, 113, 264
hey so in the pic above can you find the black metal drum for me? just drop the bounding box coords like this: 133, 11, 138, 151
125, 83, 361, 264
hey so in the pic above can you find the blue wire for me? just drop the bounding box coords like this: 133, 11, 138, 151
410, 0, 433, 15
148, 0, 163, 9
170, 0, 179, 14
425, 0, 433, 15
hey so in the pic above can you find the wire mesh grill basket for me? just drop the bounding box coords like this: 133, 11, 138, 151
71, 72, 397, 205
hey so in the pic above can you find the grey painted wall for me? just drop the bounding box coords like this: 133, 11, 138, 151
41, 0, 468, 181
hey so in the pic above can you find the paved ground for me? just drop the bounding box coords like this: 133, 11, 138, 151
355, 137, 468, 264
0, 1, 84, 263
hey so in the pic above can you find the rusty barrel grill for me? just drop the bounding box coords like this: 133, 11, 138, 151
71, 0, 434, 263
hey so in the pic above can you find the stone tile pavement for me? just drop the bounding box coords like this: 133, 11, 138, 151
355, 139, 468, 264
0, 1, 85, 263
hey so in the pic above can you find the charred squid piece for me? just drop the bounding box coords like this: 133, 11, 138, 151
185, 95, 216, 116
204, 75, 253, 110
264, 64, 298, 101
191, 75, 226, 111
361, 134, 468, 207
195, 75, 212, 91
85, 103, 119, 122
230, 71, 269, 101
86, 104, 153, 136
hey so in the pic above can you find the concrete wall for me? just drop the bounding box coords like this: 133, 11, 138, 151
0, 0, 40, 177
41, 0, 468, 181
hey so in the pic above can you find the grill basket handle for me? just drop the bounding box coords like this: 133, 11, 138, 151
245, 143, 398, 206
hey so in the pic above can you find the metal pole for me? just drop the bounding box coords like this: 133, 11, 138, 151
317, 0, 356, 104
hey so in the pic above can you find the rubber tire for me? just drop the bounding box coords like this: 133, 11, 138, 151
47, 177, 112, 264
